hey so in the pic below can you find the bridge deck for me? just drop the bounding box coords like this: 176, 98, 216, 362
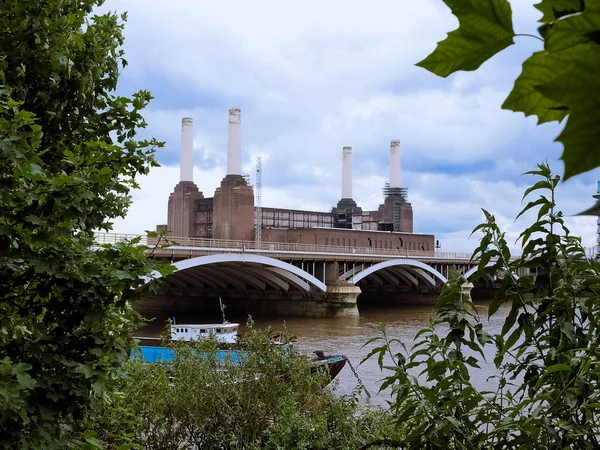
95, 232, 476, 263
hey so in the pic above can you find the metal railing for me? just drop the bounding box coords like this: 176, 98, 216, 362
94, 232, 478, 261
93, 233, 599, 265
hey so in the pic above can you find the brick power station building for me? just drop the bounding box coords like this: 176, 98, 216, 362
162, 109, 435, 252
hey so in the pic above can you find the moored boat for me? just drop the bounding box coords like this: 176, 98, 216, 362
135, 321, 240, 347
133, 322, 346, 383
132, 299, 347, 384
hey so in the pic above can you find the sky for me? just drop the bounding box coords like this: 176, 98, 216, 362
103, 0, 599, 252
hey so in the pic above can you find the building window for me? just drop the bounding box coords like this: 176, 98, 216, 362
337, 238, 340, 246
325, 237, 328, 245
354, 239, 357, 247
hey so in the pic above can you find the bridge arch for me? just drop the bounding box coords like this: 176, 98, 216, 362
166, 253, 327, 292
348, 259, 448, 286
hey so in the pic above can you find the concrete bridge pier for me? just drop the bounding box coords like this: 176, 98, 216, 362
320, 262, 361, 318
321, 282, 361, 318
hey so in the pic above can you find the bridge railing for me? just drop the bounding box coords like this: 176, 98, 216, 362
94, 233, 150, 246
94, 233, 600, 262
94, 232, 481, 260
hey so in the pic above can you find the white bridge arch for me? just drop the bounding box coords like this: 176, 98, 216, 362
162, 254, 327, 292
346, 259, 448, 286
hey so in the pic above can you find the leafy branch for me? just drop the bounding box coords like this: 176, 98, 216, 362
417, 0, 600, 181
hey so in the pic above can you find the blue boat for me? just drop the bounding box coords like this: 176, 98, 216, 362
133, 345, 243, 364
131, 342, 347, 384
132, 304, 347, 383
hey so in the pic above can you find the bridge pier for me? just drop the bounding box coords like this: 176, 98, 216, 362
321, 282, 361, 318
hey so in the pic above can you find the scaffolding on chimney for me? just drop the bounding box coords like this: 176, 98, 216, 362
383, 183, 409, 202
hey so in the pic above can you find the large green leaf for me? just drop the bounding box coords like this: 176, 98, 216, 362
534, 0, 585, 23
537, 44, 600, 179
502, 51, 569, 124
544, 0, 600, 51
416, 0, 515, 77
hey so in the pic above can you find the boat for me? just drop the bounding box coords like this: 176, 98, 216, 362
135, 322, 241, 347
132, 301, 347, 384
134, 331, 347, 384
310, 351, 348, 381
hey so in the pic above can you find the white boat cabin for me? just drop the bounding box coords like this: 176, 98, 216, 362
171, 323, 239, 344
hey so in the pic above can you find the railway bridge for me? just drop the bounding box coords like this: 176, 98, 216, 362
97, 233, 502, 318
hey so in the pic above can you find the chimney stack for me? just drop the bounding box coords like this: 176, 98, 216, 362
227, 108, 242, 175
342, 146, 352, 199
180, 117, 194, 182
390, 140, 401, 189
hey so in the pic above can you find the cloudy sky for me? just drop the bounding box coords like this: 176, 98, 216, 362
103, 0, 598, 252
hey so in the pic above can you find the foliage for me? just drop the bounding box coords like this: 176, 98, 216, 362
0, 0, 172, 447
364, 163, 600, 449
89, 325, 391, 449
417, 0, 600, 180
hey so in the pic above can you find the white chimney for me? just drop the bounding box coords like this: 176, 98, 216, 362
180, 117, 194, 182
390, 140, 401, 189
342, 146, 352, 199
227, 108, 242, 175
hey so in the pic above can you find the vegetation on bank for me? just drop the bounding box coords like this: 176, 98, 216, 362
364, 164, 600, 448
2, 0, 600, 449
0, 0, 172, 446
80, 327, 394, 450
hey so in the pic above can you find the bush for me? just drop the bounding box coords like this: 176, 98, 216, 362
88, 324, 391, 449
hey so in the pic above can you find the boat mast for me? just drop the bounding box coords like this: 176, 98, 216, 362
219, 297, 229, 324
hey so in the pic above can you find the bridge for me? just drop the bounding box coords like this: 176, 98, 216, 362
97, 233, 505, 318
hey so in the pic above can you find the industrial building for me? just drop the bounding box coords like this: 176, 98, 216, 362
161, 109, 435, 252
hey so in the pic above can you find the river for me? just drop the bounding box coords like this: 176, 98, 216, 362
139, 301, 510, 406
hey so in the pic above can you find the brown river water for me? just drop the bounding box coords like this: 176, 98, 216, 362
138, 302, 510, 407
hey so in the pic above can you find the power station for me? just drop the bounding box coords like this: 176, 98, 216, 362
160, 109, 435, 252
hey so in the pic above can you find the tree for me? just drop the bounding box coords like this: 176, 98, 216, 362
417, 0, 600, 182
0, 1, 169, 446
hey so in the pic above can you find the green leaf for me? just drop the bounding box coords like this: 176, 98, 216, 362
112, 270, 136, 280
547, 363, 572, 372
516, 197, 547, 221
488, 295, 506, 317
501, 325, 522, 357
537, 44, 600, 179
544, 1, 600, 52
535, 0, 585, 23
416, 0, 515, 77
522, 180, 553, 200
502, 51, 569, 124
